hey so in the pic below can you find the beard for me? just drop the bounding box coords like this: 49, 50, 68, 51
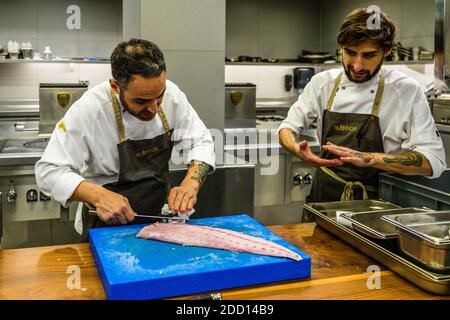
343, 58, 384, 83
118, 91, 156, 121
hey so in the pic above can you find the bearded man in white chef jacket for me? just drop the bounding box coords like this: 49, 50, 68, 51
278, 8, 446, 222
35, 38, 216, 240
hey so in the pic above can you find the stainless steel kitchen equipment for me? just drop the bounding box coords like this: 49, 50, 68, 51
305, 199, 400, 220
0, 100, 79, 249
382, 211, 450, 273
379, 170, 450, 210
435, 0, 450, 90
431, 97, 450, 167
39, 82, 88, 135
225, 83, 256, 129
341, 207, 431, 240
169, 158, 255, 219
303, 201, 450, 295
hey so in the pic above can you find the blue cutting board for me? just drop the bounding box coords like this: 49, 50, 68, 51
89, 214, 311, 300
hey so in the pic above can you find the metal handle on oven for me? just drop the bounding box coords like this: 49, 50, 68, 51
14, 122, 38, 132
436, 123, 450, 134
7, 185, 17, 204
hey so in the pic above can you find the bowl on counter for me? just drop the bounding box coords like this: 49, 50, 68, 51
382, 211, 450, 273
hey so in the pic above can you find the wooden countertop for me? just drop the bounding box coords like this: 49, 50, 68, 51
0, 223, 448, 300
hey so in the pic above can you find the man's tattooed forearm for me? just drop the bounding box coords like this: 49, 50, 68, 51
350, 152, 373, 164
189, 162, 211, 187
382, 152, 423, 167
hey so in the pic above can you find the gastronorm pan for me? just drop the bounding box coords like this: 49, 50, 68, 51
340, 207, 431, 240
382, 211, 450, 273
305, 199, 400, 220
303, 202, 450, 295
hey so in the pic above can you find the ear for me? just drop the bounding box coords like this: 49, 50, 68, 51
109, 79, 119, 94
384, 48, 392, 57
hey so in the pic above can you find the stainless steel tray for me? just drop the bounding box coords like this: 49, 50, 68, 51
306, 199, 400, 220
304, 202, 450, 295
341, 208, 431, 240
383, 211, 450, 273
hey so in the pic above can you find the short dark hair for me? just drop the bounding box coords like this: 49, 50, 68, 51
110, 38, 166, 88
337, 8, 396, 51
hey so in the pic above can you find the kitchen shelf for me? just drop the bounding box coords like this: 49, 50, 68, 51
226, 60, 434, 66
0, 58, 110, 64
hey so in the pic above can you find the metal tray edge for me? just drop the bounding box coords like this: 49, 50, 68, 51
304, 204, 450, 296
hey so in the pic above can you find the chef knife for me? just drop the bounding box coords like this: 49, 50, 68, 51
88, 209, 187, 222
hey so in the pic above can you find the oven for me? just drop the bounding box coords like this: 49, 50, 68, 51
0, 100, 80, 249
224, 100, 318, 225
432, 97, 450, 167
225, 83, 256, 129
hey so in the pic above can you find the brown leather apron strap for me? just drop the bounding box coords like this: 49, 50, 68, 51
157, 107, 171, 134
110, 90, 126, 143
326, 74, 343, 111
320, 166, 369, 201
326, 68, 385, 116
371, 68, 385, 117
110, 89, 171, 140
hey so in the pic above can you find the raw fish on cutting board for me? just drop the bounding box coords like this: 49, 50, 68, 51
137, 222, 302, 261
89, 214, 311, 299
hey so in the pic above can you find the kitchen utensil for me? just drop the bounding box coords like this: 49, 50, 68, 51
340, 207, 431, 240
88, 209, 188, 222
42, 46, 52, 60
382, 211, 450, 273
303, 202, 450, 295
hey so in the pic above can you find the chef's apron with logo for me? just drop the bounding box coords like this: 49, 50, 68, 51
302, 69, 386, 222
81, 90, 174, 241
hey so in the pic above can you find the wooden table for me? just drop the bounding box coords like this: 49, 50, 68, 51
0, 223, 448, 300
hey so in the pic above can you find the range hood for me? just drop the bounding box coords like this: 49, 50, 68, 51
435, 0, 450, 91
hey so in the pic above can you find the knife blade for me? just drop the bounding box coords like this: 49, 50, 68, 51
88, 210, 187, 222
134, 214, 186, 221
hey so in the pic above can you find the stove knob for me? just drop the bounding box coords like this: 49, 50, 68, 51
26, 189, 38, 202
303, 173, 313, 184
7, 186, 17, 204
39, 191, 51, 201
293, 173, 303, 185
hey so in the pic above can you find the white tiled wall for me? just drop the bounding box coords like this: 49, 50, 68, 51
320, 0, 436, 54
0, 62, 111, 99
225, 64, 319, 100
227, 0, 436, 59
225, 62, 435, 100
226, 0, 322, 59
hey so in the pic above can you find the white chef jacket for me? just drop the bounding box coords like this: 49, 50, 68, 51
35, 80, 216, 234
277, 67, 446, 179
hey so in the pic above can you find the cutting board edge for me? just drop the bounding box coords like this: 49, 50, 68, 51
106, 257, 311, 300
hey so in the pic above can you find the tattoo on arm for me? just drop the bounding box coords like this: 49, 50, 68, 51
382, 151, 423, 167
349, 152, 373, 164
189, 162, 211, 187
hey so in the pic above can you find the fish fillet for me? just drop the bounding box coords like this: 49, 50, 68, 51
136, 223, 301, 261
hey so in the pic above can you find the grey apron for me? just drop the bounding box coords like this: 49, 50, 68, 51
303, 69, 386, 222
81, 90, 173, 241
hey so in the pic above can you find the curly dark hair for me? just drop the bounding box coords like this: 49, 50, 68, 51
110, 38, 166, 88
337, 8, 396, 51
